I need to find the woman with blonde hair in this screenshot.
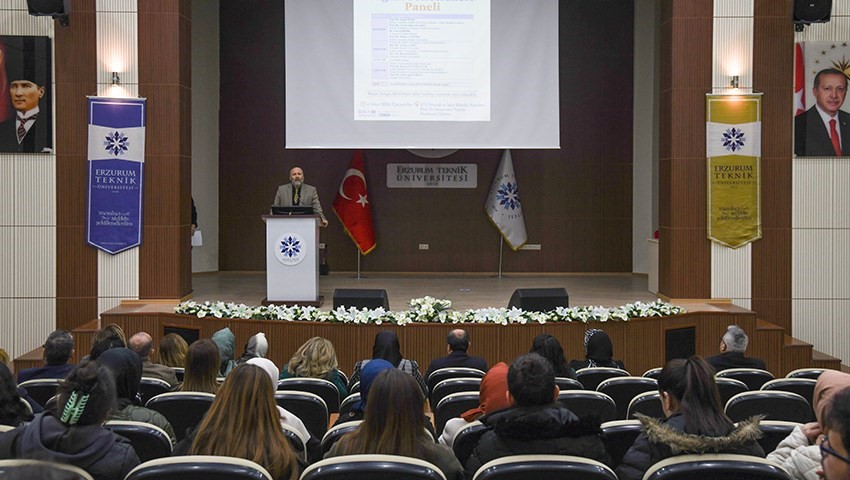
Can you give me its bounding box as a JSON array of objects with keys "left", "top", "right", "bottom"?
[
  {"left": 158, "top": 333, "right": 188, "bottom": 368},
  {"left": 185, "top": 363, "right": 301, "bottom": 480},
  {"left": 179, "top": 339, "right": 220, "bottom": 394},
  {"left": 281, "top": 337, "right": 348, "bottom": 397}
]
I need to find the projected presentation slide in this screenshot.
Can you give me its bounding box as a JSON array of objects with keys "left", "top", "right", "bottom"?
[{"left": 353, "top": 0, "right": 490, "bottom": 122}]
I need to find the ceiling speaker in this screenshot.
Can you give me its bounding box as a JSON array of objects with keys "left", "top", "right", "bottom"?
[
  {"left": 27, "top": 0, "right": 71, "bottom": 26},
  {"left": 793, "top": 0, "right": 831, "bottom": 28}
]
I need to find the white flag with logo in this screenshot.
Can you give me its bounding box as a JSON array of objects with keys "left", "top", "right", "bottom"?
[{"left": 485, "top": 149, "right": 527, "bottom": 250}]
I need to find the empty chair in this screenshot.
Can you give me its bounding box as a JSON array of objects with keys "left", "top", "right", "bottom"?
[
  {"left": 171, "top": 367, "right": 185, "bottom": 383},
  {"left": 575, "top": 367, "right": 631, "bottom": 390},
  {"left": 139, "top": 377, "right": 173, "bottom": 405},
  {"left": 430, "top": 377, "right": 481, "bottom": 409},
  {"left": 716, "top": 368, "right": 774, "bottom": 391},
  {"left": 278, "top": 377, "right": 341, "bottom": 413},
  {"left": 753, "top": 420, "right": 802, "bottom": 454},
  {"left": 125, "top": 456, "right": 273, "bottom": 480},
  {"left": 761, "top": 378, "right": 817, "bottom": 416},
  {"left": 601, "top": 420, "right": 643, "bottom": 469},
  {"left": 105, "top": 420, "right": 172, "bottom": 463},
  {"left": 642, "top": 454, "right": 792, "bottom": 480},
  {"left": 554, "top": 376, "right": 584, "bottom": 391},
  {"left": 451, "top": 421, "right": 487, "bottom": 464},
  {"left": 17, "top": 378, "right": 61, "bottom": 407},
  {"left": 556, "top": 390, "right": 617, "bottom": 423},
  {"left": 427, "top": 367, "right": 485, "bottom": 394},
  {"left": 725, "top": 391, "right": 813, "bottom": 423},
  {"left": 434, "top": 392, "right": 480, "bottom": 436},
  {"left": 321, "top": 420, "right": 363, "bottom": 455},
  {"left": 715, "top": 377, "right": 749, "bottom": 405},
  {"left": 472, "top": 455, "right": 617, "bottom": 480},
  {"left": 275, "top": 390, "right": 329, "bottom": 439},
  {"left": 339, "top": 393, "right": 360, "bottom": 417},
  {"left": 597, "top": 376, "right": 658, "bottom": 419},
  {"left": 785, "top": 368, "right": 824, "bottom": 380},
  {"left": 626, "top": 391, "right": 665, "bottom": 420},
  {"left": 301, "top": 454, "right": 446, "bottom": 480},
  {"left": 643, "top": 367, "right": 662, "bottom": 379},
  {"left": 0, "top": 459, "right": 94, "bottom": 480},
  {"left": 145, "top": 391, "right": 215, "bottom": 442}
]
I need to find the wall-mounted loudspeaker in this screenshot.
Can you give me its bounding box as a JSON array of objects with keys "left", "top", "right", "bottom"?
[
  {"left": 27, "top": 0, "right": 71, "bottom": 26},
  {"left": 333, "top": 289, "right": 389, "bottom": 310},
  {"left": 508, "top": 288, "right": 569, "bottom": 312},
  {"left": 793, "top": 0, "right": 831, "bottom": 30}
]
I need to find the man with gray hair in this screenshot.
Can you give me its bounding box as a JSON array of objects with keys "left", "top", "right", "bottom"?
[
  {"left": 706, "top": 325, "right": 766, "bottom": 372},
  {"left": 16, "top": 330, "right": 75, "bottom": 383},
  {"left": 129, "top": 331, "right": 179, "bottom": 387}
]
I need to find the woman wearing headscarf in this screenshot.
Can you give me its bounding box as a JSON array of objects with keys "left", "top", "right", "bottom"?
[
  {"left": 246, "top": 357, "right": 311, "bottom": 442},
  {"left": 348, "top": 331, "right": 428, "bottom": 395},
  {"left": 438, "top": 362, "right": 511, "bottom": 447},
  {"left": 97, "top": 348, "right": 176, "bottom": 444},
  {"left": 333, "top": 359, "right": 394, "bottom": 427},
  {"left": 211, "top": 327, "right": 237, "bottom": 377},
  {"left": 767, "top": 370, "right": 850, "bottom": 480},
  {"left": 569, "top": 329, "right": 625, "bottom": 370},
  {"left": 235, "top": 332, "right": 269, "bottom": 365}
]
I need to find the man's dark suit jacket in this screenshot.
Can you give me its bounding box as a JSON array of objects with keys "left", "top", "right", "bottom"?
[
  {"left": 794, "top": 107, "right": 850, "bottom": 157},
  {"left": 425, "top": 350, "right": 488, "bottom": 379},
  {"left": 706, "top": 351, "right": 766, "bottom": 373},
  {"left": 16, "top": 363, "right": 75, "bottom": 383}
]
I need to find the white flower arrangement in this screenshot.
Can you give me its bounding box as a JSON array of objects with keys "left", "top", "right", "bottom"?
[{"left": 173, "top": 298, "right": 685, "bottom": 325}]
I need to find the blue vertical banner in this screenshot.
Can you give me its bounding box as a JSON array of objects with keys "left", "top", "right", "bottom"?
[{"left": 86, "top": 97, "right": 146, "bottom": 254}]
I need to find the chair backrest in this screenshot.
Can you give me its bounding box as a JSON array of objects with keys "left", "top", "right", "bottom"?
[
  {"left": 281, "top": 422, "right": 309, "bottom": 462},
  {"left": 275, "top": 390, "right": 329, "bottom": 439},
  {"left": 601, "top": 420, "right": 643, "bottom": 469},
  {"left": 556, "top": 390, "right": 617, "bottom": 423},
  {"left": 0, "top": 425, "right": 15, "bottom": 433},
  {"left": 597, "top": 376, "right": 658, "bottom": 419},
  {"left": 125, "top": 455, "right": 273, "bottom": 480},
  {"left": 434, "top": 392, "right": 480, "bottom": 436},
  {"left": 339, "top": 393, "right": 361, "bottom": 416},
  {"left": 575, "top": 367, "right": 630, "bottom": 390},
  {"left": 19, "top": 397, "right": 33, "bottom": 415},
  {"left": 752, "top": 420, "right": 803, "bottom": 454},
  {"left": 642, "top": 454, "right": 792, "bottom": 480},
  {"left": 139, "top": 377, "right": 173, "bottom": 405},
  {"left": 427, "top": 367, "right": 486, "bottom": 394},
  {"left": 429, "top": 377, "right": 481, "bottom": 409},
  {"left": 349, "top": 381, "right": 360, "bottom": 394},
  {"left": 321, "top": 420, "right": 363, "bottom": 455},
  {"left": 785, "top": 368, "right": 824, "bottom": 380},
  {"left": 145, "top": 391, "right": 215, "bottom": 442},
  {"left": 643, "top": 367, "right": 663, "bottom": 379},
  {"left": 171, "top": 367, "right": 185, "bottom": 383},
  {"left": 451, "top": 421, "right": 487, "bottom": 463},
  {"left": 626, "top": 391, "right": 665, "bottom": 420},
  {"left": 105, "top": 420, "right": 173, "bottom": 463},
  {"left": 761, "top": 378, "right": 817, "bottom": 419},
  {"left": 715, "top": 377, "right": 749, "bottom": 406},
  {"left": 716, "top": 368, "right": 774, "bottom": 391},
  {"left": 0, "top": 459, "right": 94, "bottom": 480},
  {"left": 278, "top": 377, "right": 341, "bottom": 413},
  {"left": 725, "top": 391, "right": 813, "bottom": 423},
  {"left": 17, "top": 378, "right": 62, "bottom": 407},
  {"left": 554, "top": 376, "right": 584, "bottom": 391},
  {"left": 472, "top": 454, "right": 617, "bottom": 480},
  {"left": 301, "top": 454, "right": 447, "bottom": 480}
]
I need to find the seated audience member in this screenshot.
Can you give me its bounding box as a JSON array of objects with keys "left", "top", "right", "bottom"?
[
  {"left": 349, "top": 331, "right": 427, "bottom": 396},
  {"left": 569, "top": 329, "right": 625, "bottom": 371},
  {"left": 87, "top": 324, "right": 127, "bottom": 361},
  {"left": 0, "top": 360, "right": 141, "bottom": 480},
  {"left": 706, "top": 325, "right": 766, "bottom": 372},
  {"left": 0, "top": 363, "right": 32, "bottom": 427},
  {"left": 174, "top": 363, "right": 301, "bottom": 480},
  {"left": 281, "top": 336, "right": 348, "bottom": 398},
  {"left": 822, "top": 386, "right": 850, "bottom": 480},
  {"left": 0, "top": 349, "right": 8, "bottom": 366},
  {"left": 465, "top": 353, "right": 609, "bottom": 476},
  {"left": 767, "top": 370, "right": 850, "bottom": 480},
  {"left": 425, "top": 329, "right": 488, "bottom": 379},
  {"left": 326, "top": 368, "right": 464, "bottom": 480},
  {"left": 158, "top": 333, "right": 188, "bottom": 369},
  {"left": 616, "top": 356, "right": 764, "bottom": 480},
  {"left": 211, "top": 327, "right": 237, "bottom": 377},
  {"left": 98, "top": 348, "right": 177, "bottom": 444},
  {"left": 16, "top": 330, "right": 75, "bottom": 383},
  {"left": 439, "top": 362, "right": 510, "bottom": 447},
  {"left": 179, "top": 339, "right": 220, "bottom": 394},
  {"left": 128, "top": 332, "right": 179, "bottom": 388},
  {"left": 530, "top": 333, "right": 577, "bottom": 379},
  {"left": 247, "top": 357, "right": 311, "bottom": 442},
  {"left": 333, "top": 359, "right": 394, "bottom": 427},
  {"left": 236, "top": 332, "right": 269, "bottom": 365}
]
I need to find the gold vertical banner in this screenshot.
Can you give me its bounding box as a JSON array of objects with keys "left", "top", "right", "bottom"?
[{"left": 706, "top": 94, "right": 762, "bottom": 248}]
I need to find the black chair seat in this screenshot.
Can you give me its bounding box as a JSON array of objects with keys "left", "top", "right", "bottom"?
[
  {"left": 430, "top": 377, "right": 481, "bottom": 409},
  {"left": 321, "top": 421, "right": 363, "bottom": 455},
  {"left": 597, "top": 376, "right": 658, "bottom": 420},
  {"left": 472, "top": 455, "right": 617, "bottom": 480},
  {"left": 17, "top": 379, "right": 61, "bottom": 408},
  {"left": 642, "top": 454, "right": 792, "bottom": 480},
  {"left": 627, "top": 391, "right": 664, "bottom": 420},
  {"left": 427, "top": 368, "right": 486, "bottom": 395},
  {"left": 145, "top": 392, "right": 215, "bottom": 443},
  {"left": 600, "top": 420, "right": 643, "bottom": 470},
  {"left": 105, "top": 420, "right": 173, "bottom": 463},
  {"left": 557, "top": 391, "right": 617, "bottom": 423},
  {"left": 434, "top": 392, "right": 480, "bottom": 436},
  {"left": 301, "top": 454, "right": 445, "bottom": 480},
  {"left": 275, "top": 391, "right": 329, "bottom": 440},
  {"left": 725, "top": 391, "right": 813, "bottom": 423},
  {"left": 125, "top": 456, "right": 273, "bottom": 480},
  {"left": 575, "top": 367, "right": 630, "bottom": 391},
  {"left": 452, "top": 421, "right": 487, "bottom": 464},
  {"left": 139, "top": 377, "right": 172, "bottom": 405},
  {"left": 716, "top": 368, "right": 774, "bottom": 391},
  {"left": 278, "top": 377, "right": 341, "bottom": 413}
]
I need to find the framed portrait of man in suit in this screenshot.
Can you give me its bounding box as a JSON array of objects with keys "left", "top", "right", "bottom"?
[
  {"left": 0, "top": 35, "right": 53, "bottom": 154},
  {"left": 793, "top": 41, "right": 850, "bottom": 157}
]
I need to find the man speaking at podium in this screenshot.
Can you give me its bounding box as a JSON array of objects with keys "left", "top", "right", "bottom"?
[{"left": 273, "top": 166, "right": 328, "bottom": 227}]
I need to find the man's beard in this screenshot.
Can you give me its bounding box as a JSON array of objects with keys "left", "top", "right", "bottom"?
[{"left": 292, "top": 180, "right": 302, "bottom": 187}]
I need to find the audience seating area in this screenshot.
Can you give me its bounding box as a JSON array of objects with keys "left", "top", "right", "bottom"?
[
  {"left": 641, "top": 454, "right": 792, "bottom": 480},
  {"left": 301, "top": 454, "right": 446, "bottom": 480},
  {"left": 472, "top": 455, "right": 617, "bottom": 480},
  {"left": 125, "top": 456, "right": 274, "bottom": 480}
]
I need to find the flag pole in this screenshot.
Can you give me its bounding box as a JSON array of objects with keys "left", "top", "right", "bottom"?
[
  {"left": 356, "top": 250, "right": 361, "bottom": 279},
  {"left": 498, "top": 236, "right": 503, "bottom": 278}
]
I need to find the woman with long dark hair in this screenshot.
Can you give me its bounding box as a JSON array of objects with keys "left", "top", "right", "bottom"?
[
  {"left": 530, "top": 334, "right": 577, "bottom": 379},
  {"left": 616, "top": 356, "right": 764, "bottom": 480},
  {"left": 179, "top": 339, "right": 220, "bottom": 394},
  {"left": 0, "top": 363, "right": 31, "bottom": 427},
  {"left": 327, "top": 368, "right": 463, "bottom": 480},
  {"left": 159, "top": 333, "right": 188, "bottom": 369},
  {"left": 348, "top": 331, "right": 427, "bottom": 395}
]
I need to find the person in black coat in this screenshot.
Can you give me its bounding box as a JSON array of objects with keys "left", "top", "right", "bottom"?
[
  {"left": 569, "top": 329, "right": 625, "bottom": 371},
  {"left": 794, "top": 68, "right": 850, "bottom": 157},
  {"left": 705, "top": 325, "right": 766, "bottom": 372},
  {"left": 616, "top": 357, "right": 764, "bottom": 480},
  {"left": 425, "top": 329, "right": 488, "bottom": 379}
]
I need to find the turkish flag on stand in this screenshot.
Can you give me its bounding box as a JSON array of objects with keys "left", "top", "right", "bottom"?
[
  {"left": 333, "top": 150, "right": 376, "bottom": 255},
  {"left": 794, "top": 43, "right": 806, "bottom": 116}
]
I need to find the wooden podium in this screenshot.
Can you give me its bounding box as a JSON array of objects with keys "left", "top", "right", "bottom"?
[{"left": 262, "top": 214, "right": 322, "bottom": 305}]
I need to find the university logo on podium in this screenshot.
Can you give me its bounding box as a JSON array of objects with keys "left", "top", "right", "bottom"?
[{"left": 273, "top": 232, "right": 306, "bottom": 266}]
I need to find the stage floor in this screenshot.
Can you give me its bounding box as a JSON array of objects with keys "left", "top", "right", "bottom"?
[{"left": 190, "top": 272, "right": 660, "bottom": 311}]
